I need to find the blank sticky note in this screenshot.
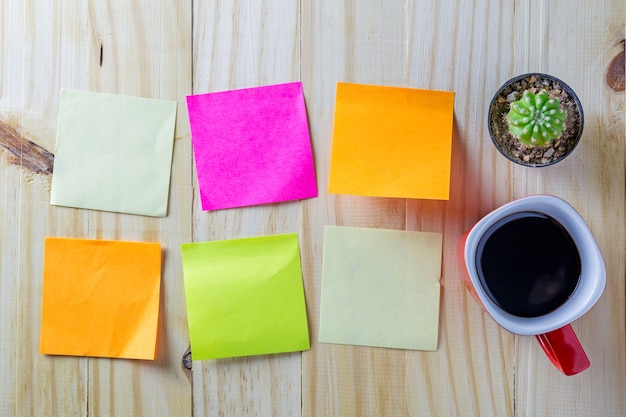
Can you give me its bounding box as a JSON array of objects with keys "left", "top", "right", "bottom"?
[
  {"left": 50, "top": 89, "right": 177, "bottom": 217},
  {"left": 319, "top": 226, "right": 442, "bottom": 351},
  {"left": 40, "top": 237, "right": 161, "bottom": 360},
  {"left": 329, "top": 83, "right": 455, "bottom": 200},
  {"left": 186, "top": 81, "right": 318, "bottom": 211},
  {"left": 181, "top": 234, "right": 310, "bottom": 360}
]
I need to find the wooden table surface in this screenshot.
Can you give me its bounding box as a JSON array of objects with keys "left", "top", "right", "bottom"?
[{"left": 1, "top": 1, "right": 624, "bottom": 416}]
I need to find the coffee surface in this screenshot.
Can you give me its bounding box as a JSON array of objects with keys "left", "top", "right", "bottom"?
[{"left": 476, "top": 211, "right": 581, "bottom": 318}]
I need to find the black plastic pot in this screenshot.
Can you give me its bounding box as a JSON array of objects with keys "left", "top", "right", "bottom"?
[{"left": 487, "top": 73, "right": 584, "bottom": 167}]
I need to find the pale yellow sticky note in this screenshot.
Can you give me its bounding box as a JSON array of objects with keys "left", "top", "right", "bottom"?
[
  {"left": 319, "top": 226, "right": 442, "bottom": 351},
  {"left": 329, "top": 82, "right": 455, "bottom": 200},
  {"left": 50, "top": 89, "right": 177, "bottom": 217}
]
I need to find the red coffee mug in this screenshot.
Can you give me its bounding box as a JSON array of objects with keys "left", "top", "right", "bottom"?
[{"left": 457, "top": 195, "right": 605, "bottom": 375}]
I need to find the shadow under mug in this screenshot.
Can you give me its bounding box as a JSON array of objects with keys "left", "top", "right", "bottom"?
[{"left": 457, "top": 195, "right": 606, "bottom": 375}]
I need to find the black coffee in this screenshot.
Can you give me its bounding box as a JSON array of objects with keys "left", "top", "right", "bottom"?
[{"left": 476, "top": 211, "right": 581, "bottom": 318}]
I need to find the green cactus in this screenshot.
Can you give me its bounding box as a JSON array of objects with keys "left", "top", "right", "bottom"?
[{"left": 506, "top": 90, "right": 567, "bottom": 146}]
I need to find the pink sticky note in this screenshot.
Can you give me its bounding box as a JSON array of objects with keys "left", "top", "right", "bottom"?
[{"left": 186, "top": 81, "right": 318, "bottom": 211}]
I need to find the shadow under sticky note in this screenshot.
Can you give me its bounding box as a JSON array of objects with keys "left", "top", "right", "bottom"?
[
  {"left": 181, "top": 233, "right": 310, "bottom": 360},
  {"left": 319, "top": 226, "right": 442, "bottom": 351},
  {"left": 50, "top": 89, "right": 177, "bottom": 217},
  {"left": 186, "top": 81, "right": 318, "bottom": 211},
  {"left": 40, "top": 237, "right": 162, "bottom": 360},
  {"left": 329, "top": 83, "right": 455, "bottom": 200}
]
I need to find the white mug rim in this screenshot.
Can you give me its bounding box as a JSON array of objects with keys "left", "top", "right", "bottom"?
[{"left": 464, "top": 194, "right": 606, "bottom": 335}]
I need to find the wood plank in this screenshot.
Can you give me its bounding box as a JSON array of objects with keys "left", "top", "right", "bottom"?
[
  {"left": 301, "top": 1, "right": 412, "bottom": 416},
  {"left": 0, "top": 5, "right": 27, "bottom": 415},
  {"left": 405, "top": 2, "right": 517, "bottom": 416},
  {"left": 81, "top": 1, "right": 193, "bottom": 416},
  {"left": 190, "top": 1, "right": 304, "bottom": 416},
  {"left": 7, "top": 2, "right": 89, "bottom": 416},
  {"left": 512, "top": 1, "right": 626, "bottom": 416}
]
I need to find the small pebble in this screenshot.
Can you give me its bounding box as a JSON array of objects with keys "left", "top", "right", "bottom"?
[
  {"left": 543, "top": 148, "right": 555, "bottom": 157},
  {"left": 506, "top": 91, "right": 520, "bottom": 102}
]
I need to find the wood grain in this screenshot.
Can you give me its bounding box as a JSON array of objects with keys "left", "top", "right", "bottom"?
[
  {"left": 0, "top": 0, "right": 624, "bottom": 416},
  {"left": 300, "top": 2, "right": 412, "bottom": 417},
  {"left": 512, "top": 2, "right": 626, "bottom": 416},
  {"left": 2, "top": 1, "right": 192, "bottom": 416},
  {"left": 190, "top": 2, "right": 303, "bottom": 416},
  {"left": 408, "top": 4, "right": 517, "bottom": 416}
]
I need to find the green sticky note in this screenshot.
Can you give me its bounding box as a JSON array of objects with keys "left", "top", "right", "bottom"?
[
  {"left": 181, "top": 234, "right": 310, "bottom": 360},
  {"left": 50, "top": 89, "right": 177, "bottom": 217},
  {"left": 319, "top": 226, "right": 442, "bottom": 351}
]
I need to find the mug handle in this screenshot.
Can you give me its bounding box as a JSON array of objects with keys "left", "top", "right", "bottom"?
[{"left": 535, "top": 324, "right": 590, "bottom": 376}]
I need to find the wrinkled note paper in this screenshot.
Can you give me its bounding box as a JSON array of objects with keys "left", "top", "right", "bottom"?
[
  {"left": 40, "top": 237, "right": 161, "bottom": 360},
  {"left": 181, "top": 233, "right": 310, "bottom": 359},
  {"left": 186, "top": 81, "right": 317, "bottom": 211},
  {"left": 50, "top": 89, "right": 177, "bottom": 217}
]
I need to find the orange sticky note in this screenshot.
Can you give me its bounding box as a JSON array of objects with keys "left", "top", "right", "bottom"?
[
  {"left": 329, "top": 83, "right": 455, "bottom": 200},
  {"left": 40, "top": 237, "right": 161, "bottom": 360}
]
